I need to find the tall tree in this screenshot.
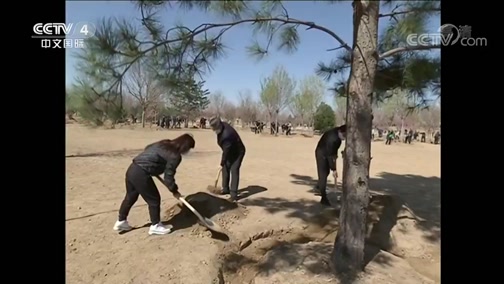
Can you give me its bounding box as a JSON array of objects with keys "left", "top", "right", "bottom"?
[
  {"left": 289, "top": 93, "right": 308, "bottom": 125},
  {"left": 209, "top": 91, "right": 227, "bottom": 117},
  {"left": 166, "top": 78, "right": 210, "bottom": 127},
  {"left": 381, "top": 89, "right": 412, "bottom": 131},
  {"left": 124, "top": 61, "right": 163, "bottom": 128},
  {"left": 418, "top": 105, "right": 441, "bottom": 131},
  {"left": 259, "top": 77, "right": 277, "bottom": 125},
  {"left": 292, "top": 75, "right": 325, "bottom": 126},
  {"left": 221, "top": 101, "right": 237, "bottom": 122},
  {"left": 82, "top": 0, "right": 440, "bottom": 274},
  {"left": 237, "top": 90, "right": 259, "bottom": 126},
  {"left": 259, "top": 65, "right": 296, "bottom": 135},
  {"left": 314, "top": 102, "right": 336, "bottom": 132}
]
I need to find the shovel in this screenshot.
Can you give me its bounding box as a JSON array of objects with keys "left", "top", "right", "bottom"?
[
  {"left": 155, "top": 176, "right": 225, "bottom": 234},
  {"left": 206, "top": 167, "right": 223, "bottom": 194}
]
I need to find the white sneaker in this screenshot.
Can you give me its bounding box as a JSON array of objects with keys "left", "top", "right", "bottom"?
[
  {"left": 148, "top": 223, "right": 173, "bottom": 235},
  {"left": 113, "top": 220, "right": 133, "bottom": 232}
]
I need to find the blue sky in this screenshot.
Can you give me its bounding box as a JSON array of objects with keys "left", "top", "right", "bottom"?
[{"left": 65, "top": 1, "right": 440, "bottom": 106}]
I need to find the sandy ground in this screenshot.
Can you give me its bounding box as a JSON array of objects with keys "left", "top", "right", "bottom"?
[{"left": 66, "top": 123, "right": 440, "bottom": 284}]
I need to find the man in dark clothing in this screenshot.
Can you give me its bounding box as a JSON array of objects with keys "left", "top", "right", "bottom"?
[
  {"left": 270, "top": 122, "right": 276, "bottom": 135},
  {"left": 161, "top": 116, "right": 166, "bottom": 129},
  {"left": 209, "top": 117, "right": 246, "bottom": 202},
  {"left": 420, "top": 132, "right": 426, "bottom": 142},
  {"left": 434, "top": 131, "right": 440, "bottom": 144},
  {"left": 406, "top": 130, "right": 413, "bottom": 144},
  {"left": 314, "top": 125, "right": 346, "bottom": 206},
  {"left": 114, "top": 134, "right": 195, "bottom": 235}
]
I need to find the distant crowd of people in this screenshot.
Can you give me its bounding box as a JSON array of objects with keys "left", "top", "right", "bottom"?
[
  {"left": 250, "top": 121, "right": 293, "bottom": 136},
  {"left": 372, "top": 128, "right": 440, "bottom": 145},
  {"left": 156, "top": 115, "right": 184, "bottom": 129},
  {"left": 150, "top": 114, "right": 442, "bottom": 146}
]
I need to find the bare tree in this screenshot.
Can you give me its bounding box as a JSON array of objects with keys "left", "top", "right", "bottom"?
[
  {"left": 371, "top": 107, "right": 387, "bottom": 128},
  {"left": 237, "top": 89, "right": 259, "bottom": 126},
  {"left": 209, "top": 91, "right": 227, "bottom": 116},
  {"left": 260, "top": 65, "right": 296, "bottom": 135},
  {"left": 124, "top": 61, "right": 162, "bottom": 128},
  {"left": 381, "top": 89, "right": 412, "bottom": 131},
  {"left": 221, "top": 101, "right": 237, "bottom": 122},
  {"left": 419, "top": 106, "right": 441, "bottom": 132},
  {"left": 290, "top": 94, "right": 306, "bottom": 125},
  {"left": 290, "top": 75, "right": 325, "bottom": 127},
  {"left": 301, "top": 75, "right": 325, "bottom": 126}
]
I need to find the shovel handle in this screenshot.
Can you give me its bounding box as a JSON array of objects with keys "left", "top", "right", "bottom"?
[
  {"left": 177, "top": 196, "right": 207, "bottom": 222},
  {"left": 154, "top": 175, "right": 179, "bottom": 197},
  {"left": 214, "top": 167, "right": 222, "bottom": 188},
  {"left": 154, "top": 175, "right": 210, "bottom": 227}
]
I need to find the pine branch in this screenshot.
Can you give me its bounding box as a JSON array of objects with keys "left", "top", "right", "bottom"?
[
  {"left": 93, "top": 16, "right": 352, "bottom": 97},
  {"left": 379, "top": 7, "right": 441, "bottom": 18},
  {"left": 379, "top": 44, "right": 441, "bottom": 60}
]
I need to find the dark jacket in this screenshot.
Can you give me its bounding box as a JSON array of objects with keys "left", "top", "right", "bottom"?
[
  {"left": 315, "top": 127, "right": 343, "bottom": 171},
  {"left": 217, "top": 122, "right": 246, "bottom": 166},
  {"left": 132, "top": 142, "right": 181, "bottom": 192}
]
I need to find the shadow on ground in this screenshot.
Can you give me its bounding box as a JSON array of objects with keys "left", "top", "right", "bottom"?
[
  {"left": 238, "top": 185, "right": 268, "bottom": 200},
  {"left": 289, "top": 172, "right": 440, "bottom": 242},
  {"left": 229, "top": 172, "right": 440, "bottom": 282}
]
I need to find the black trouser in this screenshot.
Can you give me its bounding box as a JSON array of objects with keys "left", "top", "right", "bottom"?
[
  {"left": 118, "top": 163, "right": 161, "bottom": 225},
  {"left": 385, "top": 138, "right": 392, "bottom": 145},
  {"left": 222, "top": 151, "right": 246, "bottom": 197},
  {"left": 315, "top": 150, "right": 333, "bottom": 198}
]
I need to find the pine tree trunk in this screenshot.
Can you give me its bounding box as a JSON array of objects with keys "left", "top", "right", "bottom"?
[{"left": 332, "top": 0, "right": 379, "bottom": 274}]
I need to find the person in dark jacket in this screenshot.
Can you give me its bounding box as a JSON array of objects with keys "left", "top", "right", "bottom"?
[
  {"left": 314, "top": 125, "right": 346, "bottom": 206},
  {"left": 113, "top": 133, "right": 195, "bottom": 235},
  {"left": 209, "top": 117, "right": 246, "bottom": 202}
]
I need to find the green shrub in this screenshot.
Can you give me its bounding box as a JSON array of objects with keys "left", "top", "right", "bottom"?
[{"left": 314, "top": 102, "right": 336, "bottom": 132}]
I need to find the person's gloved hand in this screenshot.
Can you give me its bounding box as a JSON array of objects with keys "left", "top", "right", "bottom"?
[
  {"left": 172, "top": 191, "right": 181, "bottom": 199},
  {"left": 168, "top": 183, "right": 179, "bottom": 194}
]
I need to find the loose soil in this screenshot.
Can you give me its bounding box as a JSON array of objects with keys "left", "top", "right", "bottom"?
[{"left": 66, "top": 124, "right": 440, "bottom": 284}]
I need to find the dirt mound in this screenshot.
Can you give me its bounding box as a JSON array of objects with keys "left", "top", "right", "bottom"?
[
  {"left": 215, "top": 194, "right": 440, "bottom": 283},
  {"left": 163, "top": 192, "right": 247, "bottom": 237}
]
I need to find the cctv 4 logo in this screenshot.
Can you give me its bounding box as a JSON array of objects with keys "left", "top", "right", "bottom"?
[{"left": 33, "top": 23, "right": 92, "bottom": 37}]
